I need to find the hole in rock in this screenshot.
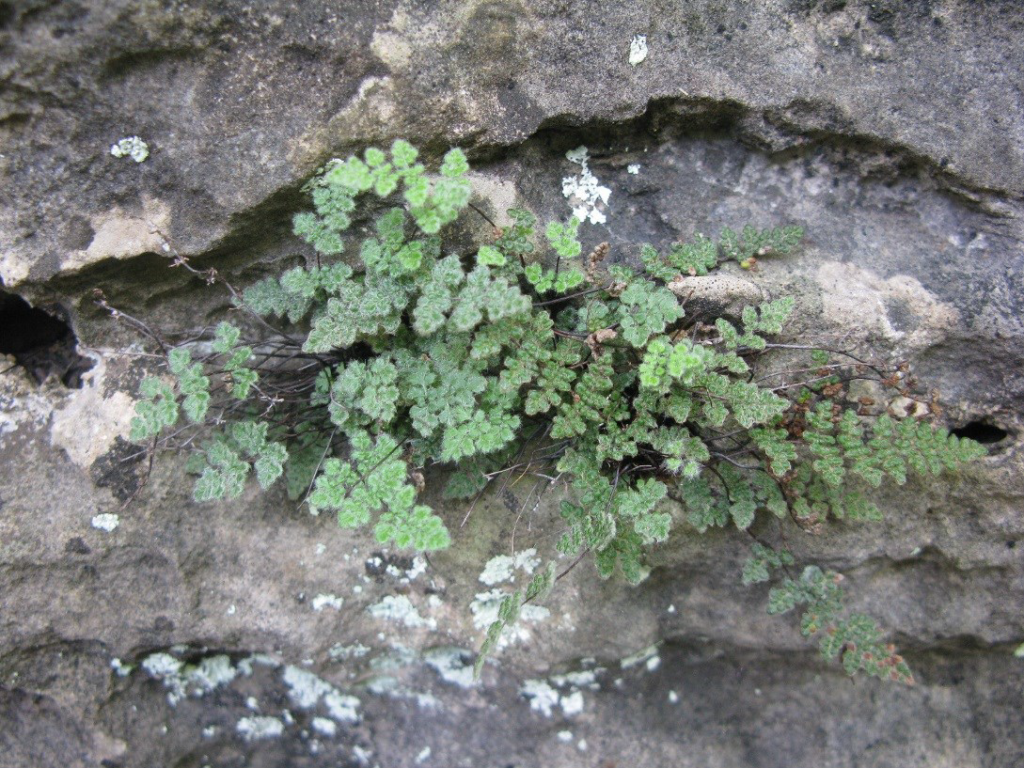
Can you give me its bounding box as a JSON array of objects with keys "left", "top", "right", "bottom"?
[
  {"left": 0, "top": 292, "right": 94, "bottom": 388},
  {"left": 950, "top": 420, "right": 1009, "bottom": 445}
]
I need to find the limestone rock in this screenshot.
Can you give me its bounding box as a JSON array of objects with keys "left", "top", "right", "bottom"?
[{"left": 1, "top": 2, "right": 1022, "bottom": 767}]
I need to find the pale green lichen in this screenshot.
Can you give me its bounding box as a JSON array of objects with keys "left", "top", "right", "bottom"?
[{"left": 110, "top": 136, "right": 150, "bottom": 163}]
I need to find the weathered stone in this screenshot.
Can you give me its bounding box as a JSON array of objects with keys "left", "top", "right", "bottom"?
[{"left": 1, "top": 2, "right": 1023, "bottom": 767}]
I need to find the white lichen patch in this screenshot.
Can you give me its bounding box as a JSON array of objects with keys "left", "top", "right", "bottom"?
[
  {"left": 627, "top": 163, "right": 641, "bottom": 175},
  {"left": 525, "top": 667, "right": 602, "bottom": 719},
  {"left": 557, "top": 730, "right": 574, "bottom": 743},
  {"left": 668, "top": 690, "right": 680, "bottom": 704},
  {"left": 110, "top": 658, "right": 133, "bottom": 677},
  {"left": 236, "top": 716, "right": 284, "bottom": 741},
  {"left": 282, "top": 665, "right": 363, "bottom": 725},
  {"left": 549, "top": 669, "right": 602, "bottom": 691},
  {"left": 110, "top": 136, "right": 150, "bottom": 163},
  {"left": 367, "top": 595, "right": 436, "bottom": 629},
  {"left": 521, "top": 675, "right": 589, "bottom": 719},
  {"left": 628, "top": 34, "right": 648, "bottom": 66},
  {"left": 91, "top": 513, "right": 120, "bottom": 532},
  {"left": 562, "top": 147, "right": 612, "bottom": 225},
  {"left": 141, "top": 653, "right": 185, "bottom": 703},
  {"left": 423, "top": 647, "right": 477, "bottom": 689},
  {"left": 311, "top": 717, "right": 337, "bottom": 737},
  {"left": 560, "top": 690, "right": 584, "bottom": 717},
  {"left": 470, "top": 589, "right": 550, "bottom": 648},
  {"left": 521, "top": 679, "right": 560, "bottom": 717},
  {"left": 140, "top": 652, "right": 238, "bottom": 706},
  {"left": 282, "top": 666, "right": 334, "bottom": 708},
  {"left": 329, "top": 643, "right": 370, "bottom": 661},
  {"left": 406, "top": 555, "right": 428, "bottom": 581},
  {"left": 311, "top": 593, "right": 344, "bottom": 612},
  {"left": 477, "top": 548, "right": 540, "bottom": 586},
  {"left": 415, "top": 746, "right": 432, "bottom": 764},
  {"left": 237, "top": 654, "right": 280, "bottom": 676},
  {"left": 190, "top": 655, "right": 238, "bottom": 691},
  {"left": 369, "top": 644, "right": 418, "bottom": 673},
  {"left": 141, "top": 653, "right": 182, "bottom": 678},
  {"left": 324, "top": 690, "right": 362, "bottom": 723},
  {"left": 365, "top": 674, "right": 439, "bottom": 709}
]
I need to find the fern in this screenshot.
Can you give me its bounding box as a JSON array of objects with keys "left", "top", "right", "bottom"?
[
  {"left": 768, "top": 565, "right": 914, "bottom": 684},
  {"left": 123, "top": 140, "right": 987, "bottom": 685},
  {"left": 129, "top": 377, "right": 178, "bottom": 441},
  {"left": 475, "top": 562, "right": 556, "bottom": 677}
]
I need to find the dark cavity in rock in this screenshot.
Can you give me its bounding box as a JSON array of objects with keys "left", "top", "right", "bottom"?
[
  {"left": 0, "top": 292, "right": 93, "bottom": 388},
  {"left": 951, "top": 420, "right": 1010, "bottom": 445}
]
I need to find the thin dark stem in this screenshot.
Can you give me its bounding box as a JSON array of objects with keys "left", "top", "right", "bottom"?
[
  {"left": 299, "top": 428, "right": 339, "bottom": 510},
  {"left": 156, "top": 229, "right": 303, "bottom": 346},
  {"left": 532, "top": 286, "right": 606, "bottom": 308},
  {"left": 93, "top": 291, "right": 169, "bottom": 355},
  {"left": 552, "top": 329, "right": 589, "bottom": 341},
  {"left": 468, "top": 202, "right": 498, "bottom": 230},
  {"left": 711, "top": 450, "right": 764, "bottom": 471},
  {"left": 760, "top": 343, "right": 889, "bottom": 379}
]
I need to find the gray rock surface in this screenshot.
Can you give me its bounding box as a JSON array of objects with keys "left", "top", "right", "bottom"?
[{"left": 1, "top": 1, "right": 1022, "bottom": 767}]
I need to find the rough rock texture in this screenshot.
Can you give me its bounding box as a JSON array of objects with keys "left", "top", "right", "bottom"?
[{"left": 1, "top": 2, "right": 1023, "bottom": 767}]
